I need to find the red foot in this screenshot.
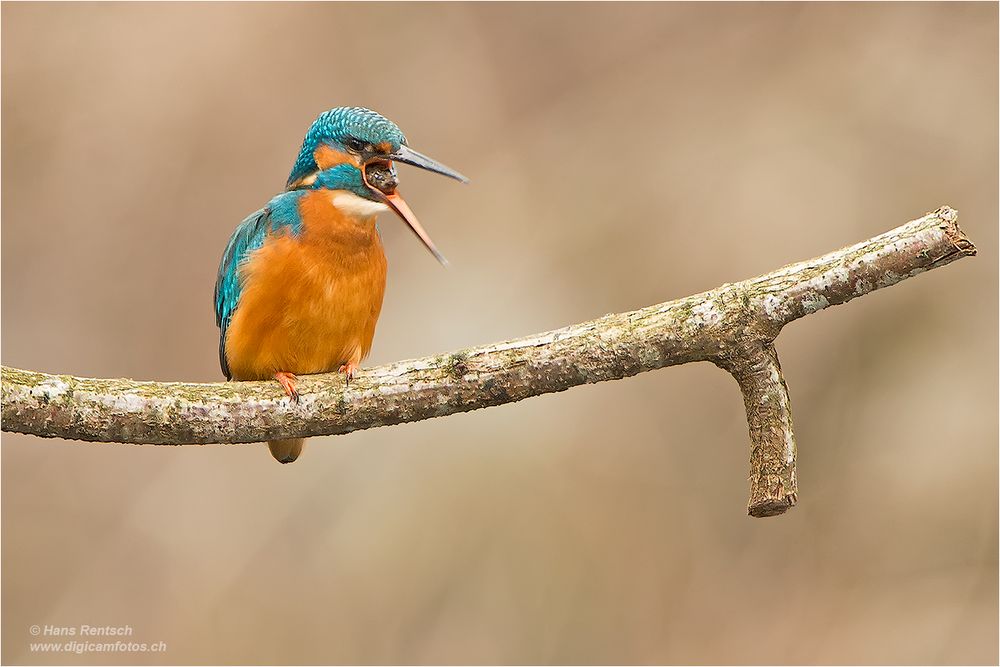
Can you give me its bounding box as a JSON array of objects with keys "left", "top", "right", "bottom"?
[
  {"left": 274, "top": 372, "right": 299, "bottom": 403},
  {"left": 338, "top": 362, "right": 359, "bottom": 386}
]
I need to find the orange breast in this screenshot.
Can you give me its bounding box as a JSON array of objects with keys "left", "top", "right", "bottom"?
[{"left": 224, "top": 190, "right": 388, "bottom": 381}]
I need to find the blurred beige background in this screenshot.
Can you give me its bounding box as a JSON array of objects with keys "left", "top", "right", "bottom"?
[{"left": 2, "top": 2, "right": 997, "bottom": 665}]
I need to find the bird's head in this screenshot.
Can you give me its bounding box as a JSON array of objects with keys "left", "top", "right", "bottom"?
[{"left": 287, "top": 106, "right": 466, "bottom": 265}]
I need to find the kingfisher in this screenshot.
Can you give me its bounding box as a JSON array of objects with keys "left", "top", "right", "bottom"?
[{"left": 214, "top": 107, "right": 467, "bottom": 464}]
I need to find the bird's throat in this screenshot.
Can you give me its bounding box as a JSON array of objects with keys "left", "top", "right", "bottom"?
[
  {"left": 296, "top": 189, "right": 384, "bottom": 246},
  {"left": 330, "top": 191, "right": 390, "bottom": 219}
]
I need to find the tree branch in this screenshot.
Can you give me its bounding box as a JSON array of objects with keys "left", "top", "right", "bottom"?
[
  {"left": 1, "top": 206, "right": 976, "bottom": 516},
  {"left": 720, "top": 343, "right": 798, "bottom": 517}
]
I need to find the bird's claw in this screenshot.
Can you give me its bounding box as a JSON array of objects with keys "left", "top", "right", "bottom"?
[
  {"left": 338, "top": 362, "right": 358, "bottom": 387},
  {"left": 274, "top": 372, "right": 299, "bottom": 404}
]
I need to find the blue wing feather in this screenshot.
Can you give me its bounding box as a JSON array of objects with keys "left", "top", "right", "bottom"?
[
  {"left": 214, "top": 192, "right": 306, "bottom": 379},
  {"left": 214, "top": 208, "right": 272, "bottom": 379},
  {"left": 215, "top": 191, "right": 305, "bottom": 380}
]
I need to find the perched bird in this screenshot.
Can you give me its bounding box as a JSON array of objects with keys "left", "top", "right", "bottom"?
[{"left": 214, "top": 107, "right": 466, "bottom": 463}]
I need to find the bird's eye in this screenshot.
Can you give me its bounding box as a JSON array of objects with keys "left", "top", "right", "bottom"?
[{"left": 344, "top": 138, "right": 366, "bottom": 153}]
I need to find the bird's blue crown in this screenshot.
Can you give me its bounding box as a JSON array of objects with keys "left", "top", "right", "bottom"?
[{"left": 287, "top": 107, "right": 406, "bottom": 188}]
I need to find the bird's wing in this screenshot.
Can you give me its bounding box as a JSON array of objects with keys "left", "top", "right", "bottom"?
[{"left": 214, "top": 207, "right": 273, "bottom": 379}]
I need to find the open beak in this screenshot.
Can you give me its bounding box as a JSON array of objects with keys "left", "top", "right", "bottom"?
[
  {"left": 364, "top": 146, "right": 467, "bottom": 266},
  {"left": 388, "top": 145, "right": 469, "bottom": 184},
  {"left": 381, "top": 190, "right": 449, "bottom": 266}
]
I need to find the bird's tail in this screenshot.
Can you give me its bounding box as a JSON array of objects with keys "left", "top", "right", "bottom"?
[{"left": 268, "top": 438, "right": 304, "bottom": 464}]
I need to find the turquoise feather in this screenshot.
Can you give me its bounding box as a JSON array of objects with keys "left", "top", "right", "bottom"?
[{"left": 286, "top": 107, "right": 406, "bottom": 188}]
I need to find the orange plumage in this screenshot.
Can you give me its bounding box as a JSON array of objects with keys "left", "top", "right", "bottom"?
[
  {"left": 225, "top": 191, "right": 387, "bottom": 382},
  {"left": 223, "top": 191, "right": 387, "bottom": 463}
]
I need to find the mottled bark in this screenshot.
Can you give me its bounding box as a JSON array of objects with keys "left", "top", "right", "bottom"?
[
  {"left": 719, "top": 344, "right": 798, "bottom": 517},
  {"left": 1, "top": 207, "right": 976, "bottom": 516}
]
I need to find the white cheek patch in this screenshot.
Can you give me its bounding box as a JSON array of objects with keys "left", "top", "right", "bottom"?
[{"left": 331, "top": 191, "right": 389, "bottom": 218}]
